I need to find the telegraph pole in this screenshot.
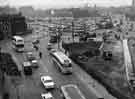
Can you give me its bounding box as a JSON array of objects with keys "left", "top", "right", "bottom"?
[
  {"left": 72, "top": 21, "right": 74, "bottom": 42},
  {"left": 57, "top": 24, "right": 62, "bottom": 49},
  {"left": 94, "top": 4, "right": 97, "bottom": 33}
]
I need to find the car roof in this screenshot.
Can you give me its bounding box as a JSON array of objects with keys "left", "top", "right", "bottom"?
[
  {"left": 41, "top": 92, "right": 53, "bottom": 99},
  {"left": 41, "top": 76, "right": 52, "bottom": 81},
  {"left": 32, "top": 60, "right": 37, "bottom": 62},
  {"left": 23, "top": 61, "right": 31, "bottom": 66},
  {"left": 27, "top": 52, "right": 33, "bottom": 54},
  {"left": 48, "top": 43, "right": 52, "bottom": 45},
  {"left": 13, "top": 36, "right": 24, "bottom": 40}
]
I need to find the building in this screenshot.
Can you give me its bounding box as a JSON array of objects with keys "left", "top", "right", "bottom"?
[{"left": 0, "top": 13, "right": 29, "bottom": 40}]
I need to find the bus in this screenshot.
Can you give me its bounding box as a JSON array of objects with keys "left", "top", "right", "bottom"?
[
  {"left": 60, "top": 84, "right": 86, "bottom": 99},
  {"left": 12, "top": 36, "right": 24, "bottom": 52},
  {"left": 51, "top": 51, "right": 72, "bottom": 74}
]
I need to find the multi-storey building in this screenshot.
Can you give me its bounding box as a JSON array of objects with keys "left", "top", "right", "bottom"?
[{"left": 0, "top": 14, "right": 28, "bottom": 40}]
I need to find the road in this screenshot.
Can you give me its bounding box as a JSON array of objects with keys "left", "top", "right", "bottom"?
[{"left": 0, "top": 30, "right": 116, "bottom": 99}]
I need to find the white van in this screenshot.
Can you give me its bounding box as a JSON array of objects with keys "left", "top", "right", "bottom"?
[{"left": 12, "top": 36, "right": 24, "bottom": 52}]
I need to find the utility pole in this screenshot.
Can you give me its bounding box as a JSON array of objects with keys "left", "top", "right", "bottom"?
[
  {"left": 94, "top": 4, "right": 97, "bottom": 33},
  {"left": 57, "top": 24, "right": 62, "bottom": 49},
  {"left": 58, "top": 27, "right": 60, "bottom": 49},
  {"left": 72, "top": 21, "right": 74, "bottom": 42},
  {"left": 84, "top": 23, "right": 86, "bottom": 35}
]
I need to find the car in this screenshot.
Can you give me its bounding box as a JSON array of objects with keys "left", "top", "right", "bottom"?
[
  {"left": 26, "top": 52, "right": 36, "bottom": 61},
  {"left": 47, "top": 43, "right": 53, "bottom": 50},
  {"left": 31, "top": 60, "right": 38, "bottom": 68},
  {"left": 41, "top": 76, "right": 55, "bottom": 89},
  {"left": 41, "top": 92, "right": 54, "bottom": 99},
  {"left": 23, "top": 61, "right": 32, "bottom": 67}
]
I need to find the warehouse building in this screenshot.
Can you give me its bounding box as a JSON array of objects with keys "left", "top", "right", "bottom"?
[{"left": 0, "top": 13, "right": 29, "bottom": 40}]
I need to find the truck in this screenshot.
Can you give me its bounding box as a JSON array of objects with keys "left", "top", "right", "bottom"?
[{"left": 23, "top": 62, "right": 32, "bottom": 75}]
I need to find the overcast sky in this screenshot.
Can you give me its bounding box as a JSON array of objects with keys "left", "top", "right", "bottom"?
[{"left": 0, "top": 0, "right": 133, "bottom": 9}]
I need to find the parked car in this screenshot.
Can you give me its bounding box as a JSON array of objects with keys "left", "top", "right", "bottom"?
[
  {"left": 31, "top": 60, "right": 38, "bottom": 68},
  {"left": 47, "top": 43, "right": 53, "bottom": 50},
  {"left": 41, "top": 75, "right": 55, "bottom": 89},
  {"left": 26, "top": 52, "right": 36, "bottom": 61},
  {"left": 41, "top": 92, "right": 54, "bottom": 99}
]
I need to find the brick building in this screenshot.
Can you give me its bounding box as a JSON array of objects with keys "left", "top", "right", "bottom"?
[{"left": 0, "top": 14, "right": 28, "bottom": 40}]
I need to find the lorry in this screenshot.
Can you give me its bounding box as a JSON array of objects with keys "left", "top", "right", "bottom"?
[{"left": 23, "top": 62, "right": 32, "bottom": 75}]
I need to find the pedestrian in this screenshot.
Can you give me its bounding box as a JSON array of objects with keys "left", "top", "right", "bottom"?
[
  {"left": 34, "top": 45, "right": 38, "bottom": 51},
  {"left": 39, "top": 51, "right": 42, "bottom": 59},
  {"left": 126, "top": 32, "right": 128, "bottom": 35}
]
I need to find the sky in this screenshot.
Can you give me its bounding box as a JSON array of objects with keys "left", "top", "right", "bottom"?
[{"left": 0, "top": 0, "right": 133, "bottom": 9}]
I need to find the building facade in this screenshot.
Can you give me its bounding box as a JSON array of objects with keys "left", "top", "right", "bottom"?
[{"left": 0, "top": 14, "right": 28, "bottom": 40}]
